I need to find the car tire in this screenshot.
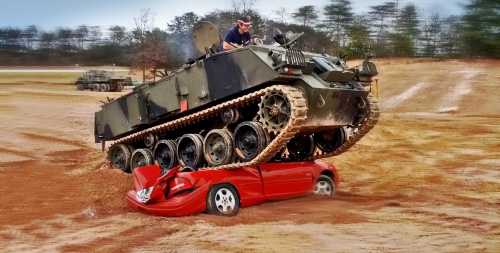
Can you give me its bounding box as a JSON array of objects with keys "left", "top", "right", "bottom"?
[
  {"left": 207, "top": 184, "right": 240, "bottom": 216},
  {"left": 313, "top": 175, "right": 336, "bottom": 198}
]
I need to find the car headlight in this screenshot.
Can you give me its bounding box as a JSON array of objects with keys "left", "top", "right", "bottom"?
[{"left": 136, "top": 186, "right": 154, "bottom": 203}]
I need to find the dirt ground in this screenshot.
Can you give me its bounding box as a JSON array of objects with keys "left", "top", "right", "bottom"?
[{"left": 0, "top": 59, "right": 499, "bottom": 252}]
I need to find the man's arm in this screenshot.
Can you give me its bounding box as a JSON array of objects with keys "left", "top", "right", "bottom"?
[{"left": 223, "top": 41, "right": 240, "bottom": 51}]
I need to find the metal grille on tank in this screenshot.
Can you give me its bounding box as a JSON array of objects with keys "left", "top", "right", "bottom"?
[{"left": 285, "top": 49, "right": 306, "bottom": 67}]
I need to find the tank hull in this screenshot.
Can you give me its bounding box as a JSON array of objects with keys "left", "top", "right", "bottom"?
[{"left": 95, "top": 47, "right": 367, "bottom": 142}]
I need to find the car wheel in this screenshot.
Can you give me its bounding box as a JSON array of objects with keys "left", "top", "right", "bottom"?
[
  {"left": 207, "top": 184, "right": 240, "bottom": 216},
  {"left": 313, "top": 175, "right": 336, "bottom": 197}
]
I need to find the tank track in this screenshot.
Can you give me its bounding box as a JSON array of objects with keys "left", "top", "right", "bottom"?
[
  {"left": 109, "top": 85, "right": 308, "bottom": 170},
  {"left": 108, "top": 86, "right": 379, "bottom": 170},
  {"left": 310, "top": 94, "right": 380, "bottom": 160}
]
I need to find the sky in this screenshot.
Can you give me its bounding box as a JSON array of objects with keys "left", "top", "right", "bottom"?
[{"left": 0, "top": 0, "right": 467, "bottom": 30}]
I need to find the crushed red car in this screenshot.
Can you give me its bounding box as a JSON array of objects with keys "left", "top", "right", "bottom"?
[{"left": 126, "top": 160, "right": 339, "bottom": 216}]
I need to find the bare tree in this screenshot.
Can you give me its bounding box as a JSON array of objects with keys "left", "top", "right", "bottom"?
[
  {"left": 3, "top": 28, "right": 22, "bottom": 49},
  {"left": 231, "top": 0, "right": 257, "bottom": 14},
  {"left": 132, "top": 9, "right": 154, "bottom": 82},
  {"left": 274, "top": 7, "right": 288, "bottom": 24},
  {"left": 75, "top": 25, "right": 89, "bottom": 49},
  {"left": 56, "top": 28, "right": 75, "bottom": 51},
  {"left": 292, "top": 5, "right": 319, "bottom": 27},
  {"left": 21, "top": 25, "right": 38, "bottom": 49},
  {"left": 39, "top": 32, "right": 56, "bottom": 49},
  {"left": 368, "top": 1, "right": 397, "bottom": 44},
  {"left": 109, "top": 26, "right": 127, "bottom": 45},
  {"left": 323, "top": 0, "right": 354, "bottom": 48},
  {"left": 87, "top": 26, "right": 102, "bottom": 46}
]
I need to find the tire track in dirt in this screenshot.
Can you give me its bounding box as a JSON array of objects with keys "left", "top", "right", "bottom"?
[
  {"left": 0, "top": 215, "right": 146, "bottom": 253},
  {"left": 438, "top": 69, "right": 482, "bottom": 113},
  {"left": 402, "top": 207, "right": 500, "bottom": 234},
  {"left": 20, "top": 132, "right": 89, "bottom": 149},
  {"left": 0, "top": 147, "right": 37, "bottom": 159},
  {"left": 381, "top": 82, "right": 430, "bottom": 110}
]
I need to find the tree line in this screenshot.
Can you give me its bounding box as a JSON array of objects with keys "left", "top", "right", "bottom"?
[{"left": 0, "top": 0, "right": 498, "bottom": 77}]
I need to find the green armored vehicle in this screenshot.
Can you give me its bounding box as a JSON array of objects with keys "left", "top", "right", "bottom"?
[
  {"left": 76, "top": 70, "right": 132, "bottom": 92},
  {"left": 94, "top": 22, "right": 379, "bottom": 172}
]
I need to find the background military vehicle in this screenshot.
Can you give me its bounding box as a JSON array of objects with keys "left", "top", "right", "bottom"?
[
  {"left": 76, "top": 70, "right": 132, "bottom": 92},
  {"left": 94, "top": 21, "right": 379, "bottom": 173}
]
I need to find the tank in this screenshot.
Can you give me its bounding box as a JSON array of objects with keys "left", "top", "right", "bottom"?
[
  {"left": 95, "top": 22, "right": 379, "bottom": 173},
  {"left": 76, "top": 70, "right": 132, "bottom": 92}
]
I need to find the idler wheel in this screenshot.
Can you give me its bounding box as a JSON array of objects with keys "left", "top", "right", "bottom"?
[
  {"left": 234, "top": 122, "right": 268, "bottom": 161},
  {"left": 314, "top": 128, "right": 347, "bottom": 153},
  {"left": 177, "top": 134, "right": 204, "bottom": 168},
  {"left": 108, "top": 144, "right": 132, "bottom": 172},
  {"left": 258, "top": 90, "right": 291, "bottom": 134},
  {"left": 203, "top": 129, "right": 234, "bottom": 166},
  {"left": 97, "top": 84, "right": 106, "bottom": 92},
  {"left": 130, "top": 148, "right": 154, "bottom": 171},
  {"left": 153, "top": 139, "right": 177, "bottom": 174},
  {"left": 287, "top": 134, "right": 315, "bottom": 160}
]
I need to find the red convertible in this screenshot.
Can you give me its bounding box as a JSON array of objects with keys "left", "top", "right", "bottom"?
[{"left": 126, "top": 160, "right": 339, "bottom": 216}]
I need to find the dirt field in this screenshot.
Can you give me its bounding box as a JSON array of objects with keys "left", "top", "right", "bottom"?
[
  {"left": 0, "top": 60, "right": 499, "bottom": 252},
  {"left": 0, "top": 66, "right": 131, "bottom": 85}
]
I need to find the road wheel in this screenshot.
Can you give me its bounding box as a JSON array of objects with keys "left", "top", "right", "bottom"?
[
  {"left": 103, "top": 83, "right": 111, "bottom": 92},
  {"left": 153, "top": 139, "right": 177, "bottom": 174},
  {"left": 203, "top": 129, "right": 234, "bottom": 166},
  {"left": 180, "top": 166, "right": 197, "bottom": 172},
  {"left": 207, "top": 184, "right": 240, "bottom": 216},
  {"left": 144, "top": 133, "right": 157, "bottom": 149},
  {"left": 177, "top": 134, "right": 204, "bottom": 168},
  {"left": 234, "top": 121, "right": 268, "bottom": 161},
  {"left": 314, "top": 128, "right": 346, "bottom": 153},
  {"left": 130, "top": 148, "right": 154, "bottom": 171},
  {"left": 313, "top": 175, "right": 336, "bottom": 197},
  {"left": 220, "top": 108, "right": 240, "bottom": 125},
  {"left": 287, "top": 134, "right": 315, "bottom": 160},
  {"left": 107, "top": 144, "right": 132, "bottom": 172}
]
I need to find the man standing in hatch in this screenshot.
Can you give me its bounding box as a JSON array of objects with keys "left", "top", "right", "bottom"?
[{"left": 222, "top": 16, "right": 252, "bottom": 51}]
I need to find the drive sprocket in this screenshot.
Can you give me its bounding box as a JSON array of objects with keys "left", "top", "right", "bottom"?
[{"left": 257, "top": 89, "right": 292, "bottom": 135}]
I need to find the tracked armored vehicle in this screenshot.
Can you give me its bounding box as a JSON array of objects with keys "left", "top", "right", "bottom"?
[
  {"left": 94, "top": 22, "right": 379, "bottom": 173},
  {"left": 76, "top": 70, "right": 132, "bottom": 92}
]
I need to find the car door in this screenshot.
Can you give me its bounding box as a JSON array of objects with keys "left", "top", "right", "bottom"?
[{"left": 259, "top": 162, "right": 315, "bottom": 199}]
